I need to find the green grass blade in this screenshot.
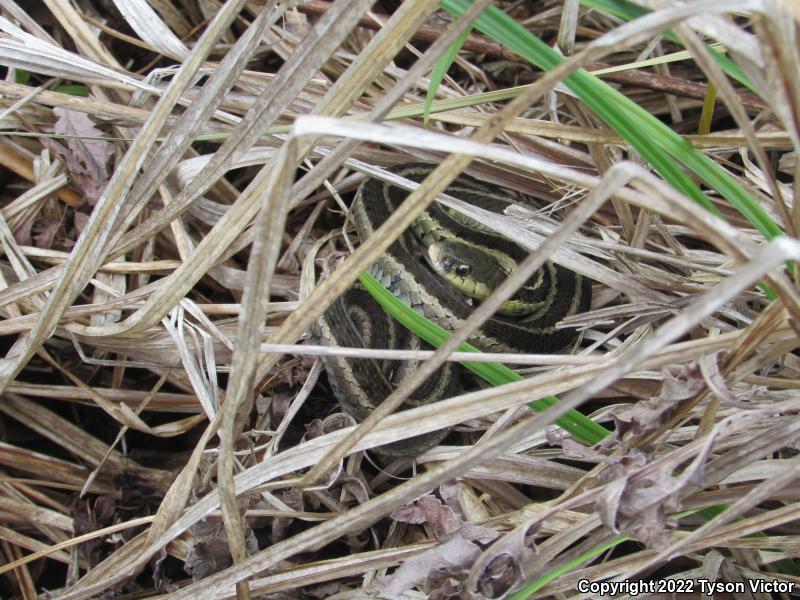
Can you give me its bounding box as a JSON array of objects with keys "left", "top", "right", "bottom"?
[
  {"left": 360, "top": 272, "right": 609, "bottom": 445},
  {"left": 507, "top": 534, "right": 629, "bottom": 599},
  {"left": 14, "top": 69, "right": 31, "bottom": 85},
  {"left": 424, "top": 25, "right": 473, "bottom": 125},
  {"left": 441, "top": 0, "right": 781, "bottom": 241},
  {"left": 54, "top": 84, "right": 89, "bottom": 96}
]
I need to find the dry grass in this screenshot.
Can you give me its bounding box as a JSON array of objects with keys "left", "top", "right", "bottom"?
[{"left": 0, "top": 1, "right": 799, "bottom": 598}]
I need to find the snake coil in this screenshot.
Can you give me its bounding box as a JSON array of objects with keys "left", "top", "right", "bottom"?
[{"left": 313, "top": 164, "right": 591, "bottom": 455}]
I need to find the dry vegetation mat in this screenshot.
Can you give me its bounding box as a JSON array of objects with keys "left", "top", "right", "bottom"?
[{"left": 0, "top": 0, "right": 799, "bottom": 598}]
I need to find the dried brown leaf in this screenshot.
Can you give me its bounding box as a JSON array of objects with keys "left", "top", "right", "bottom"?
[{"left": 43, "top": 107, "right": 112, "bottom": 205}]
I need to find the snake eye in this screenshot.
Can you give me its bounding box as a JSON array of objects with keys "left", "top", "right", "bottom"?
[{"left": 455, "top": 263, "right": 472, "bottom": 278}]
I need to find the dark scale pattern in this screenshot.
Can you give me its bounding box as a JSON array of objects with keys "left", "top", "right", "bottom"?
[{"left": 314, "top": 286, "right": 459, "bottom": 455}]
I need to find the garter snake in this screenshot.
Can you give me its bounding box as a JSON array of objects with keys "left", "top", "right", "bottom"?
[{"left": 314, "top": 164, "right": 591, "bottom": 455}]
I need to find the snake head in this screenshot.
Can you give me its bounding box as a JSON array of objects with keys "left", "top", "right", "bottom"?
[
  {"left": 427, "top": 239, "right": 547, "bottom": 316},
  {"left": 427, "top": 239, "right": 503, "bottom": 301}
]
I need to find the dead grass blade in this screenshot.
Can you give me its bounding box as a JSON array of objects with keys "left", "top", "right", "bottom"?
[{"left": 0, "top": 0, "right": 798, "bottom": 596}]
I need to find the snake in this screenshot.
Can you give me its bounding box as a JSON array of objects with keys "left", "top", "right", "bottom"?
[{"left": 313, "top": 163, "right": 591, "bottom": 455}]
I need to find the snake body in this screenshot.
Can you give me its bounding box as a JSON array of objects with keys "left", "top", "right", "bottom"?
[{"left": 314, "top": 164, "right": 591, "bottom": 455}]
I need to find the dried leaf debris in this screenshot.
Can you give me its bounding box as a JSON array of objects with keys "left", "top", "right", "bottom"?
[{"left": 0, "top": 1, "right": 798, "bottom": 598}]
